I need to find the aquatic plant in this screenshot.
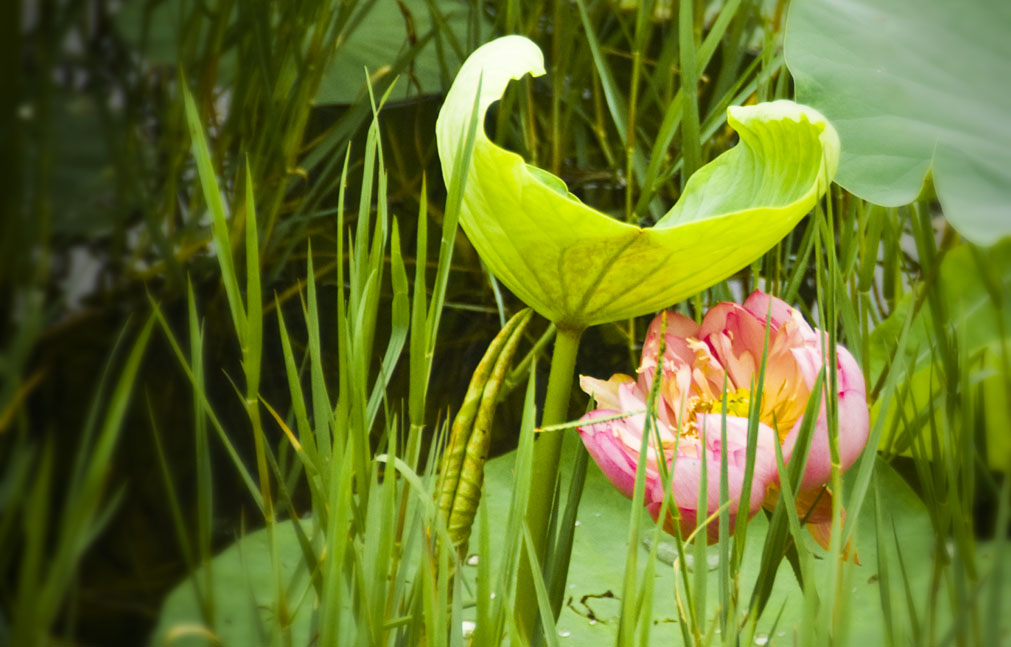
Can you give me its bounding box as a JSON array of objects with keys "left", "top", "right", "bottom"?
[{"left": 577, "top": 291, "right": 868, "bottom": 545}]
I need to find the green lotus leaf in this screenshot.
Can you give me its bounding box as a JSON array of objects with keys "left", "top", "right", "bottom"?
[
  {"left": 785, "top": 0, "right": 1011, "bottom": 245},
  {"left": 436, "top": 36, "right": 840, "bottom": 329}
]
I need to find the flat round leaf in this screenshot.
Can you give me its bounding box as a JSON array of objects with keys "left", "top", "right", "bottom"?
[
  {"left": 470, "top": 435, "right": 978, "bottom": 644},
  {"left": 149, "top": 521, "right": 314, "bottom": 646},
  {"left": 785, "top": 0, "right": 1011, "bottom": 244}
]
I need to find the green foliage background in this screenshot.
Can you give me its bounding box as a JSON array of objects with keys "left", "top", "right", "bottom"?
[{"left": 1, "top": 0, "right": 1007, "bottom": 645}]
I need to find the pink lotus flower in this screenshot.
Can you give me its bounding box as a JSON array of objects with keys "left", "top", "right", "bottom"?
[{"left": 576, "top": 291, "right": 869, "bottom": 545}]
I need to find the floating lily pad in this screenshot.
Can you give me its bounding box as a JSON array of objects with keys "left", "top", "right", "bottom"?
[
  {"left": 149, "top": 520, "right": 315, "bottom": 646},
  {"left": 151, "top": 433, "right": 1008, "bottom": 644},
  {"left": 470, "top": 434, "right": 944, "bottom": 644}
]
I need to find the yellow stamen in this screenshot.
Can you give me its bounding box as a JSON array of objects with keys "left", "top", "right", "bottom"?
[{"left": 678, "top": 387, "right": 753, "bottom": 438}]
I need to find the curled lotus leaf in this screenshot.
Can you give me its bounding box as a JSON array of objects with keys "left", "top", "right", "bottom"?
[{"left": 437, "top": 35, "right": 840, "bottom": 330}]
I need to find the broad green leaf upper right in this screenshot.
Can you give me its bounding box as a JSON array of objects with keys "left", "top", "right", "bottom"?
[{"left": 786, "top": 0, "right": 1011, "bottom": 245}]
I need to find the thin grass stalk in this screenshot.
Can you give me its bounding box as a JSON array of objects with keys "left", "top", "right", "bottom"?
[
  {"left": 148, "top": 401, "right": 206, "bottom": 616},
  {"left": 718, "top": 381, "right": 732, "bottom": 634},
  {"left": 187, "top": 280, "right": 216, "bottom": 622},
  {"left": 648, "top": 371, "right": 702, "bottom": 644},
  {"left": 239, "top": 163, "right": 292, "bottom": 645},
  {"left": 545, "top": 440, "right": 589, "bottom": 620},
  {"left": 677, "top": 0, "right": 701, "bottom": 186},
  {"left": 693, "top": 422, "right": 709, "bottom": 633},
  {"left": 810, "top": 198, "right": 844, "bottom": 642},
  {"left": 573, "top": 0, "right": 629, "bottom": 165},
  {"left": 733, "top": 298, "right": 775, "bottom": 558},
  {"left": 521, "top": 526, "right": 561, "bottom": 647},
  {"left": 486, "top": 364, "right": 539, "bottom": 644},
  {"left": 334, "top": 135, "right": 352, "bottom": 471},
  {"left": 770, "top": 408, "right": 814, "bottom": 592},
  {"left": 149, "top": 298, "right": 265, "bottom": 511},
  {"left": 475, "top": 502, "right": 493, "bottom": 645},
  {"left": 892, "top": 519, "right": 924, "bottom": 644},
  {"left": 0, "top": 442, "right": 31, "bottom": 609},
  {"left": 966, "top": 244, "right": 1011, "bottom": 646},
  {"left": 624, "top": 0, "right": 651, "bottom": 221},
  {"left": 872, "top": 472, "right": 904, "bottom": 646},
  {"left": 181, "top": 83, "right": 245, "bottom": 346},
  {"left": 417, "top": 79, "right": 482, "bottom": 434},
  {"left": 550, "top": 0, "right": 564, "bottom": 175},
  {"left": 305, "top": 245, "right": 336, "bottom": 472},
  {"left": 11, "top": 442, "right": 53, "bottom": 646},
  {"left": 10, "top": 317, "right": 152, "bottom": 645},
  {"left": 365, "top": 217, "right": 409, "bottom": 427},
  {"left": 408, "top": 176, "right": 430, "bottom": 433},
  {"left": 842, "top": 296, "right": 916, "bottom": 548},
  {"left": 274, "top": 294, "right": 324, "bottom": 503},
  {"left": 183, "top": 84, "right": 279, "bottom": 543},
  {"left": 319, "top": 447, "right": 354, "bottom": 644},
  {"left": 749, "top": 369, "right": 824, "bottom": 618},
  {"left": 617, "top": 313, "right": 668, "bottom": 645},
  {"left": 383, "top": 424, "right": 424, "bottom": 641}
]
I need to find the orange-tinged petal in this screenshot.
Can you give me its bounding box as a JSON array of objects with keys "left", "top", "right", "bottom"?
[{"left": 579, "top": 373, "right": 635, "bottom": 411}]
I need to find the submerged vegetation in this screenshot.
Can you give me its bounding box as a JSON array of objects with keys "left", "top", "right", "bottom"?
[{"left": 2, "top": 1, "right": 1008, "bottom": 645}]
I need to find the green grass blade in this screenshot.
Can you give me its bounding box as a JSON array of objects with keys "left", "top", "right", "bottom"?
[{"left": 181, "top": 82, "right": 245, "bottom": 343}]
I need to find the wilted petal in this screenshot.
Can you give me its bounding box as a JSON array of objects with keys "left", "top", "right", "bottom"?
[
  {"left": 793, "top": 486, "right": 858, "bottom": 561},
  {"left": 795, "top": 485, "right": 833, "bottom": 524}
]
